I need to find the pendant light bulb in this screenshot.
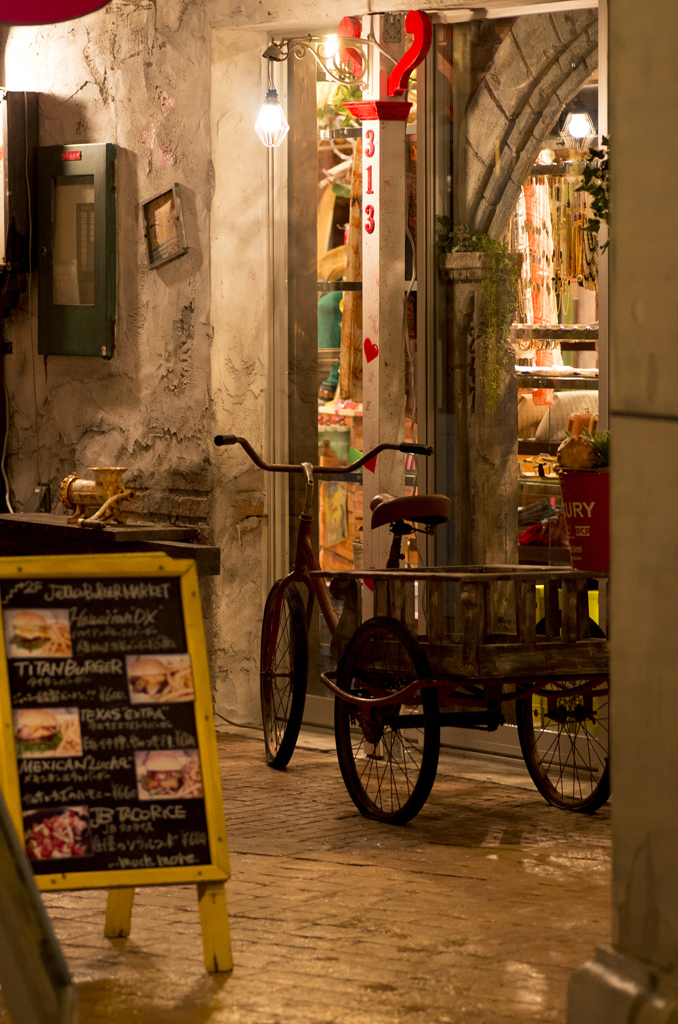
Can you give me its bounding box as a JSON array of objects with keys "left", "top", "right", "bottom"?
[
  {"left": 255, "top": 87, "right": 289, "bottom": 148},
  {"left": 566, "top": 112, "right": 594, "bottom": 140}
]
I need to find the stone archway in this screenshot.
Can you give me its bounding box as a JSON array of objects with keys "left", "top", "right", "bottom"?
[
  {"left": 459, "top": 8, "right": 598, "bottom": 238},
  {"left": 443, "top": 8, "right": 599, "bottom": 569}
]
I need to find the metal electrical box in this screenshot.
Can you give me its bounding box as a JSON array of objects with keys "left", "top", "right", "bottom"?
[{"left": 37, "top": 143, "right": 116, "bottom": 357}]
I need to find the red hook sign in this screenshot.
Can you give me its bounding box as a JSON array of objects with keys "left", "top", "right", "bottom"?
[{"left": 387, "top": 10, "right": 433, "bottom": 97}]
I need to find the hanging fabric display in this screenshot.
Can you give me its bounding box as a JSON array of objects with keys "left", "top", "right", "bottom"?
[
  {"left": 522, "top": 176, "right": 560, "bottom": 406},
  {"left": 550, "top": 178, "right": 598, "bottom": 305},
  {"left": 511, "top": 188, "right": 534, "bottom": 327}
]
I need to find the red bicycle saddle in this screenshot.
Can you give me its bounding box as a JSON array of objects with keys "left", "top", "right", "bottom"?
[{"left": 370, "top": 493, "right": 451, "bottom": 530}]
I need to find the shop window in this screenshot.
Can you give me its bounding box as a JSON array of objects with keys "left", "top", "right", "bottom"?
[
  {"left": 430, "top": 7, "right": 604, "bottom": 759},
  {"left": 432, "top": 9, "right": 603, "bottom": 571}
]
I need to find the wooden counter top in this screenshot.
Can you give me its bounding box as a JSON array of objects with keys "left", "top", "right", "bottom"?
[{"left": 0, "top": 514, "right": 220, "bottom": 576}]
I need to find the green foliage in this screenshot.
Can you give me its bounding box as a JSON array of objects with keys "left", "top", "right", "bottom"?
[
  {"left": 436, "top": 218, "right": 489, "bottom": 255},
  {"left": 576, "top": 135, "right": 609, "bottom": 251},
  {"left": 331, "top": 183, "right": 351, "bottom": 199},
  {"left": 585, "top": 428, "right": 610, "bottom": 468},
  {"left": 436, "top": 219, "right": 520, "bottom": 413},
  {"left": 317, "top": 83, "right": 362, "bottom": 130}
]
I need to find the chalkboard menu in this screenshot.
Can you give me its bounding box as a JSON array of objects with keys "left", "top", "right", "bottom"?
[{"left": 0, "top": 553, "right": 229, "bottom": 891}]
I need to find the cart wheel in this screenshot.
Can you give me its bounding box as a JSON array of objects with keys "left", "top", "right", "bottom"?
[
  {"left": 260, "top": 581, "right": 308, "bottom": 769},
  {"left": 334, "top": 617, "right": 440, "bottom": 824},
  {"left": 516, "top": 620, "right": 609, "bottom": 812}
]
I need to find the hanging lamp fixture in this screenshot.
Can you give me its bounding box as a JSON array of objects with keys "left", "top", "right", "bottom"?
[
  {"left": 255, "top": 13, "right": 432, "bottom": 149},
  {"left": 254, "top": 46, "right": 290, "bottom": 149},
  {"left": 560, "top": 96, "right": 597, "bottom": 151},
  {"left": 255, "top": 21, "right": 377, "bottom": 149}
]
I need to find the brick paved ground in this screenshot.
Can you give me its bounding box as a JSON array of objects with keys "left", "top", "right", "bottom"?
[{"left": 0, "top": 732, "right": 611, "bottom": 1024}]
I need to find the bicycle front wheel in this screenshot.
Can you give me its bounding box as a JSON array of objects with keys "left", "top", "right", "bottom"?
[
  {"left": 260, "top": 581, "right": 308, "bottom": 769},
  {"left": 334, "top": 617, "right": 440, "bottom": 824}
]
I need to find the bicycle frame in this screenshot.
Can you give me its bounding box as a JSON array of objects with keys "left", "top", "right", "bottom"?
[
  {"left": 213, "top": 434, "right": 433, "bottom": 667},
  {"left": 272, "top": 463, "right": 340, "bottom": 658}
]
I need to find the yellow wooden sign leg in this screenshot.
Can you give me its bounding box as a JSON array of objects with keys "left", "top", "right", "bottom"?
[
  {"left": 104, "top": 888, "right": 135, "bottom": 938},
  {"left": 197, "top": 881, "right": 233, "bottom": 973}
]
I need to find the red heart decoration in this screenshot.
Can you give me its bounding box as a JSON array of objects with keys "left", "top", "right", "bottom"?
[
  {"left": 364, "top": 338, "right": 379, "bottom": 363},
  {"left": 364, "top": 456, "right": 377, "bottom": 474},
  {"left": 337, "top": 16, "right": 364, "bottom": 79}
]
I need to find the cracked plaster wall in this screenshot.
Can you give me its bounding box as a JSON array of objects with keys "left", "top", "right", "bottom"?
[
  {"left": 2, "top": 0, "right": 267, "bottom": 725},
  {"left": 209, "top": 29, "right": 271, "bottom": 727}
]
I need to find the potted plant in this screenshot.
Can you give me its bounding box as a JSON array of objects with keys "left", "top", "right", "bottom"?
[
  {"left": 556, "top": 429, "right": 610, "bottom": 571},
  {"left": 436, "top": 221, "right": 521, "bottom": 413}
]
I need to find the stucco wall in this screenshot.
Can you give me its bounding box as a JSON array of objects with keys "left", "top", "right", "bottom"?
[
  {"left": 209, "top": 27, "right": 272, "bottom": 726},
  {"left": 2, "top": 2, "right": 247, "bottom": 709},
  {"left": 5, "top": 2, "right": 214, "bottom": 516},
  {"left": 3, "top": 0, "right": 278, "bottom": 729}
]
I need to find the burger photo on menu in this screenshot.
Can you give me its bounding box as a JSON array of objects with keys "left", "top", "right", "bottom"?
[
  {"left": 13, "top": 707, "right": 83, "bottom": 758},
  {"left": 135, "top": 749, "right": 203, "bottom": 800},
  {"left": 3, "top": 608, "right": 72, "bottom": 659},
  {"left": 23, "top": 805, "right": 91, "bottom": 861},
  {"left": 125, "top": 653, "right": 195, "bottom": 704}
]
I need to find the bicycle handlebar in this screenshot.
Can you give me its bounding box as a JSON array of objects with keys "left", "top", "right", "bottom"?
[{"left": 214, "top": 435, "right": 432, "bottom": 474}]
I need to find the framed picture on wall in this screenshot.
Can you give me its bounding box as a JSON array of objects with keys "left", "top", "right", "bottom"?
[{"left": 141, "top": 184, "right": 187, "bottom": 269}]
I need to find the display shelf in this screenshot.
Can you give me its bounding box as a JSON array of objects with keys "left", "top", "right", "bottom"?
[
  {"left": 317, "top": 281, "right": 362, "bottom": 292},
  {"left": 317, "top": 280, "right": 417, "bottom": 293},
  {"left": 318, "top": 127, "right": 362, "bottom": 140},
  {"left": 518, "top": 439, "right": 560, "bottom": 456},
  {"left": 518, "top": 480, "right": 561, "bottom": 502},
  {"left": 514, "top": 372, "right": 598, "bottom": 390},
  {"left": 528, "top": 161, "right": 590, "bottom": 177},
  {"left": 511, "top": 323, "right": 598, "bottom": 351},
  {"left": 511, "top": 323, "right": 598, "bottom": 339},
  {"left": 560, "top": 340, "right": 597, "bottom": 351}
]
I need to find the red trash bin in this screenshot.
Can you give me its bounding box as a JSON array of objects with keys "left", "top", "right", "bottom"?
[{"left": 559, "top": 470, "right": 610, "bottom": 572}]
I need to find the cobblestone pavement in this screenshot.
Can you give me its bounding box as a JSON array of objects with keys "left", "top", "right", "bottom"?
[{"left": 0, "top": 731, "right": 611, "bottom": 1024}]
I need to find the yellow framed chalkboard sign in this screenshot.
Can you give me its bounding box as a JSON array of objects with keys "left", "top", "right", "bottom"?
[{"left": 0, "top": 553, "right": 231, "bottom": 971}]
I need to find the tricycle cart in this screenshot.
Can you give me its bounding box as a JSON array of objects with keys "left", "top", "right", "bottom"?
[
  {"left": 214, "top": 435, "right": 609, "bottom": 825},
  {"left": 317, "top": 563, "right": 608, "bottom": 823}
]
